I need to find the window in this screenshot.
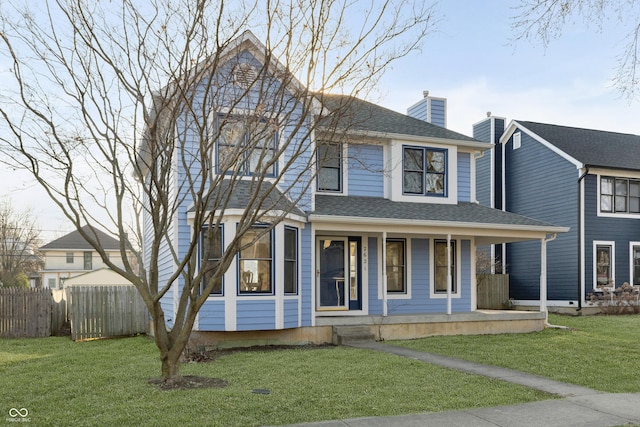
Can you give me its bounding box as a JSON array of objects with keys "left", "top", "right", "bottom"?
[
  {"left": 239, "top": 226, "right": 272, "bottom": 294},
  {"left": 48, "top": 278, "right": 56, "bottom": 289},
  {"left": 435, "top": 240, "right": 456, "bottom": 293},
  {"left": 386, "top": 239, "right": 406, "bottom": 293},
  {"left": 216, "top": 116, "right": 277, "bottom": 176},
  {"left": 595, "top": 244, "right": 612, "bottom": 287},
  {"left": 403, "top": 146, "right": 446, "bottom": 196},
  {"left": 317, "top": 141, "right": 342, "bottom": 192},
  {"left": 632, "top": 244, "right": 640, "bottom": 286},
  {"left": 200, "top": 225, "right": 223, "bottom": 295},
  {"left": 513, "top": 132, "right": 521, "bottom": 149},
  {"left": 66, "top": 252, "right": 74, "bottom": 263},
  {"left": 83, "top": 252, "right": 92, "bottom": 270},
  {"left": 600, "top": 176, "right": 640, "bottom": 214},
  {"left": 284, "top": 227, "right": 298, "bottom": 294}
]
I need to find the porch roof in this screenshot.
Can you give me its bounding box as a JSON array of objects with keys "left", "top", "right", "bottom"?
[{"left": 310, "top": 195, "right": 569, "bottom": 243}]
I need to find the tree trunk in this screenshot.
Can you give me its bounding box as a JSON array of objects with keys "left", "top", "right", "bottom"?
[{"left": 160, "top": 351, "right": 181, "bottom": 379}]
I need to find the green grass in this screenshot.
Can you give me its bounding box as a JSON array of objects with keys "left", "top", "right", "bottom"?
[
  {"left": 0, "top": 336, "right": 551, "bottom": 426},
  {"left": 390, "top": 313, "right": 640, "bottom": 393}
]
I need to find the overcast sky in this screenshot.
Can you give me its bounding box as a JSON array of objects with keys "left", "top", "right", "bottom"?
[{"left": 3, "top": 0, "right": 640, "bottom": 241}]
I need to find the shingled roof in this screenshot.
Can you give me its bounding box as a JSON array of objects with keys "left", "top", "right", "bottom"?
[
  {"left": 312, "top": 195, "right": 563, "bottom": 230},
  {"left": 40, "top": 226, "right": 120, "bottom": 251},
  {"left": 516, "top": 121, "right": 640, "bottom": 171},
  {"left": 317, "top": 94, "right": 481, "bottom": 143}
]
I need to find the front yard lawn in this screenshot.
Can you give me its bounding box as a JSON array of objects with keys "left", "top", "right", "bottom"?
[
  {"left": 0, "top": 335, "right": 550, "bottom": 426},
  {"left": 390, "top": 313, "right": 640, "bottom": 393}
]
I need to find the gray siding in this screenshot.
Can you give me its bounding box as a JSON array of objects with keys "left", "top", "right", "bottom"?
[
  {"left": 504, "top": 130, "right": 578, "bottom": 301},
  {"left": 473, "top": 119, "right": 493, "bottom": 207},
  {"left": 407, "top": 99, "right": 428, "bottom": 122}
]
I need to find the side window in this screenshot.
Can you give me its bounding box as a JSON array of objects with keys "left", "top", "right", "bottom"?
[
  {"left": 317, "top": 141, "right": 342, "bottom": 192},
  {"left": 239, "top": 226, "right": 272, "bottom": 294},
  {"left": 66, "top": 252, "right": 74, "bottom": 263},
  {"left": 386, "top": 239, "right": 406, "bottom": 293},
  {"left": 216, "top": 116, "right": 277, "bottom": 176},
  {"left": 200, "top": 225, "right": 224, "bottom": 295},
  {"left": 434, "top": 240, "right": 457, "bottom": 293},
  {"left": 403, "top": 146, "right": 446, "bottom": 196},
  {"left": 284, "top": 227, "right": 298, "bottom": 294}
]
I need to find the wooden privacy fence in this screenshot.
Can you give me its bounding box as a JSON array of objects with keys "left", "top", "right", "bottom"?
[
  {"left": 66, "top": 285, "right": 148, "bottom": 341},
  {"left": 0, "top": 288, "right": 52, "bottom": 338},
  {"left": 477, "top": 274, "right": 510, "bottom": 309}
]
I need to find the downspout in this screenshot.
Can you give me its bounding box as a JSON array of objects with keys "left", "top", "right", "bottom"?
[
  {"left": 541, "top": 233, "right": 568, "bottom": 329},
  {"left": 577, "top": 165, "right": 589, "bottom": 311}
]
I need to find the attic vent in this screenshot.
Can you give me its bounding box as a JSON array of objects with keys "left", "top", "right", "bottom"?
[
  {"left": 513, "top": 132, "right": 521, "bottom": 150},
  {"left": 233, "top": 63, "right": 258, "bottom": 89}
]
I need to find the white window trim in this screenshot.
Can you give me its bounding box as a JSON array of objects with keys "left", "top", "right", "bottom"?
[
  {"left": 629, "top": 241, "right": 640, "bottom": 287},
  {"left": 596, "top": 172, "right": 640, "bottom": 218},
  {"left": 593, "top": 240, "right": 615, "bottom": 290},
  {"left": 430, "top": 238, "right": 462, "bottom": 299},
  {"left": 383, "top": 237, "right": 412, "bottom": 300}
]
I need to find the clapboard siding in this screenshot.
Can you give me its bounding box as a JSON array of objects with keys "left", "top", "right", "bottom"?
[
  {"left": 283, "top": 299, "right": 299, "bottom": 328},
  {"left": 504, "top": 130, "right": 578, "bottom": 300},
  {"left": 301, "top": 227, "right": 313, "bottom": 326},
  {"left": 429, "top": 99, "right": 446, "bottom": 128},
  {"left": 348, "top": 144, "right": 384, "bottom": 197},
  {"left": 474, "top": 120, "right": 493, "bottom": 207},
  {"left": 236, "top": 300, "right": 276, "bottom": 330},
  {"left": 368, "top": 237, "right": 382, "bottom": 314},
  {"left": 457, "top": 152, "right": 471, "bottom": 202},
  {"left": 406, "top": 99, "right": 428, "bottom": 122},
  {"left": 197, "top": 300, "right": 225, "bottom": 330}
]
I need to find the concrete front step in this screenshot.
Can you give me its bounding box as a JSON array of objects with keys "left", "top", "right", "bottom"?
[{"left": 332, "top": 325, "right": 376, "bottom": 345}]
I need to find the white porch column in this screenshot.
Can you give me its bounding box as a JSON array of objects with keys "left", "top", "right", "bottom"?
[
  {"left": 447, "top": 234, "right": 452, "bottom": 315},
  {"left": 382, "top": 231, "right": 388, "bottom": 316},
  {"left": 540, "top": 233, "right": 557, "bottom": 321}
]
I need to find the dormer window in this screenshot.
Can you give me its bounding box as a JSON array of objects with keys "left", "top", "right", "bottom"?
[
  {"left": 216, "top": 116, "right": 277, "bottom": 177},
  {"left": 403, "top": 146, "right": 446, "bottom": 196}
]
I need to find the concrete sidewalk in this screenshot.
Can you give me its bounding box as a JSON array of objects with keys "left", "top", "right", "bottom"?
[{"left": 281, "top": 342, "right": 640, "bottom": 427}]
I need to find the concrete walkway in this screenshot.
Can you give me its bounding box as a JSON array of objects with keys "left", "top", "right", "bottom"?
[{"left": 281, "top": 342, "right": 640, "bottom": 427}]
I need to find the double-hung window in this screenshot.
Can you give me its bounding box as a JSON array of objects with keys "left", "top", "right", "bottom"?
[
  {"left": 434, "top": 240, "right": 456, "bottom": 293},
  {"left": 217, "top": 116, "right": 277, "bottom": 176},
  {"left": 595, "top": 244, "right": 612, "bottom": 287},
  {"left": 600, "top": 176, "right": 640, "bottom": 214},
  {"left": 403, "top": 146, "right": 446, "bottom": 196},
  {"left": 200, "top": 225, "right": 223, "bottom": 295},
  {"left": 284, "top": 227, "right": 298, "bottom": 294},
  {"left": 83, "top": 252, "right": 92, "bottom": 270},
  {"left": 239, "top": 226, "right": 272, "bottom": 294},
  {"left": 66, "top": 252, "right": 74, "bottom": 263},
  {"left": 317, "top": 141, "right": 342, "bottom": 192},
  {"left": 386, "top": 239, "right": 406, "bottom": 293}
]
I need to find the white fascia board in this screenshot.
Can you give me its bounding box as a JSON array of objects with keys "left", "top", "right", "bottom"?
[
  {"left": 187, "top": 209, "right": 307, "bottom": 224},
  {"left": 500, "top": 120, "right": 583, "bottom": 169},
  {"left": 308, "top": 214, "right": 569, "bottom": 235}
]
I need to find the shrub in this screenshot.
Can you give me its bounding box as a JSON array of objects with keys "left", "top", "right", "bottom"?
[{"left": 589, "top": 283, "right": 640, "bottom": 315}]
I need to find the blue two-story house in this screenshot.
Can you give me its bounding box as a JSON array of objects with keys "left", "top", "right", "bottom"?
[
  {"left": 475, "top": 116, "right": 640, "bottom": 311},
  {"left": 143, "top": 31, "right": 568, "bottom": 347}
]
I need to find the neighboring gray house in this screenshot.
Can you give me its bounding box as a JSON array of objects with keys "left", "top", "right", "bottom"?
[{"left": 475, "top": 117, "right": 640, "bottom": 309}]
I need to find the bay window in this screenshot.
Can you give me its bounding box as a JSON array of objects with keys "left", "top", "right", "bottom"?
[
  {"left": 239, "top": 226, "right": 272, "bottom": 294},
  {"left": 284, "top": 227, "right": 298, "bottom": 294},
  {"left": 200, "top": 225, "right": 223, "bottom": 295}
]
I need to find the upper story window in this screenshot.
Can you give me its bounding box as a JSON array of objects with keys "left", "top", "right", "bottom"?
[
  {"left": 83, "top": 252, "right": 92, "bottom": 270},
  {"left": 200, "top": 225, "right": 223, "bottom": 295},
  {"left": 403, "top": 146, "right": 446, "bottom": 196},
  {"left": 600, "top": 176, "right": 640, "bottom": 214},
  {"left": 216, "top": 116, "right": 277, "bottom": 177},
  {"left": 317, "top": 141, "right": 342, "bottom": 192},
  {"left": 66, "top": 252, "right": 74, "bottom": 263},
  {"left": 239, "top": 226, "right": 272, "bottom": 294}
]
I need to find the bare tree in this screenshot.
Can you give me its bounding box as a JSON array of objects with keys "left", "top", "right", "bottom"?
[
  {"left": 0, "top": 199, "right": 42, "bottom": 288},
  {"left": 0, "top": 0, "right": 436, "bottom": 380},
  {"left": 512, "top": 0, "right": 640, "bottom": 99}
]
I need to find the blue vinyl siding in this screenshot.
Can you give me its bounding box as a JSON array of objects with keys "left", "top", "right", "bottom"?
[
  {"left": 348, "top": 144, "right": 384, "bottom": 197},
  {"left": 504, "top": 130, "right": 578, "bottom": 301},
  {"left": 407, "top": 99, "right": 428, "bottom": 122},
  {"left": 197, "top": 300, "right": 225, "bottom": 330},
  {"left": 283, "top": 299, "right": 299, "bottom": 328},
  {"left": 473, "top": 120, "right": 493, "bottom": 207},
  {"left": 457, "top": 152, "right": 471, "bottom": 202},
  {"left": 429, "top": 99, "right": 446, "bottom": 128},
  {"left": 368, "top": 237, "right": 382, "bottom": 314},
  {"left": 583, "top": 175, "right": 640, "bottom": 294},
  {"left": 300, "top": 227, "right": 313, "bottom": 326},
  {"left": 236, "top": 300, "right": 276, "bottom": 330}
]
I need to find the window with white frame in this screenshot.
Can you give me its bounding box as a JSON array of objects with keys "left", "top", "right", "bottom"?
[
  {"left": 317, "top": 141, "right": 342, "bottom": 192},
  {"left": 386, "top": 239, "right": 406, "bottom": 293},
  {"left": 631, "top": 244, "right": 640, "bottom": 286},
  {"left": 216, "top": 116, "right": 277, "bottom": 176},
  {"left": 200, "top": 225, "right": 223, "bottom": 295},
  {"left": 284, "top": 226, "right": 298, "bottom": 294},
  {"left": 595, "top": 244, "right": 613, "bottom": 288},
  {"left": 434, "top": 240, "right": 457, "bottom": 293},
  {"left": 66, "top": 252, "right": 74, "bottom": 263},
  {"left": 600, "top": 176, "right": 640, "bottom": 214},
  {"left": 238, "top": 226, "right": 272, "bottom": 294},
  {"left": 83, "top": 251, "right": 92, "bottom": 270},
  {"left": 403, "top": 146, "right": 446, "bottom": 196}
]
